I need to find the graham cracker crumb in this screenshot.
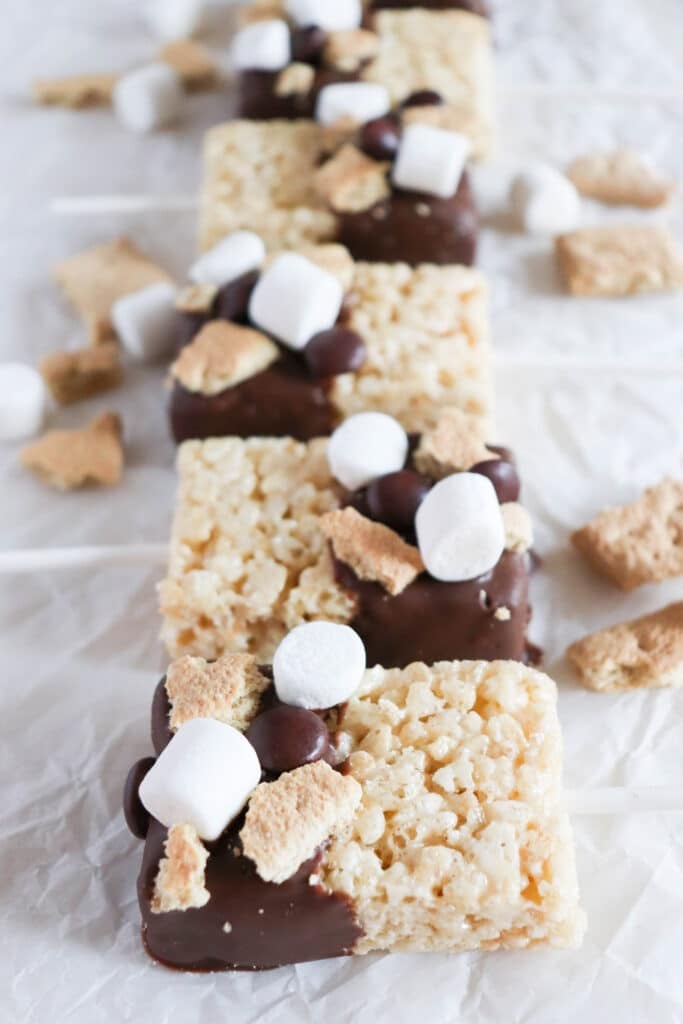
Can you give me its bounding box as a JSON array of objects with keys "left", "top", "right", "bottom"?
[
  {"left": 571, "top": 478, "right": 683, "bottom": 590},
  {"left": 556, "top": 225, "right": 683, "bottom": 298},
  {"left": 502, "top": 502, "right": 533, "bottom": 554},
  {"left": 314, "top": 144, "right": 390, "bottom": 214},
  {"left": 175, "top": 282, "right": 218, "bottom": 314},
  {"left": 21, "top": 411, "right": 123, "bottom": 490},
  {"left": 275, "top": 62, "right": 314, "bottom": 97},
  {"left": 414, "top": 407, "right": 494, "bottom": 478},
  {"left": 323, "top": 29, "right": 380, "bottom": 73},
  {"left": 40, "top": 343, "right": 122, "bottom": 405},
  {"left": 32, "top": 72, "right": 118, "bottom": 108},
  {"left": 567, "top": 149, "right": 675, "bottom": 209},
  {"left": 240, "top": 760, "right": 362, "bottom": 884},
  {"left": 159, "top": 40, "right": 218, "bottom": 91},
  {"left": 567, "top": 601, "right": 683, "bottom": 693},
  {"left": 170, "top": 321, "right": 279, "bottom": 395},
  {"left": 165, "top": 652, "right": 270, "bottom": 732},
  {"left": 320, "top": 506, "right": 424, "bottom": 596},
  {"left": 151, "top": 824, "right": 210, "bottom": 914}
]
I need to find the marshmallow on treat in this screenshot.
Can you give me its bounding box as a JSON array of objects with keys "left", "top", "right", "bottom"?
[
  {"left": 510, "top": 163, "right": 581, "bottom": 236},
  {"left": 316, "top": 82, "right": 390, "bottom": 127},
  {"left": 273, "top": 622, "right": 366, "bottom": 709},
  {"left": 248, "top": 253, "right": 343, "bottom": 350},
  {"left": 112, "top": 282, "right": 178, "bottom": 363},
  {"left": 231, "top": 20, "right": 291, "bottom": 73},
  {"left": 113, "top": 63, "right": 184, "bottom": 134},
  {"left": 0, "top": 364, "right": 47, "bottom": 442},
  {"left": 327, "top": 412, "right": 408, "bottom": 491},
  {"left": 188, "top": 231, "right": 265, "bottom": 287},
  {"left": 392, "top": 124, "right": 471, "bottom": 199},
  {"left": 416, "top": 472, "right": 505, "bottom": 582},
  {"left": 146, "top": 0, "right": 205, "bottom": 41},
  {"left": 285, "top": 0, "right": 362, "bottom": 31},
  {"left": 139, "top": 718, "right": 261, "bottom": 841}
]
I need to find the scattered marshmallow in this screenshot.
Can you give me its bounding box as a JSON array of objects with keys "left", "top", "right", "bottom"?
[
  {"left": 392, "top": 124, "right": 470, "bottom": 199},
  {"left": 188, "top": 231, "right": 265, "bottom": 287},
  {"left": 510, "top": 162, "right": 581, "bottom": 236},
  {"left": 111, "top": 282, "right": 179, "bottom": 363},
  {"left": 285, "top": 0, "right": 362, "bottom": 31},
  {"left": 112, "top": 63, "right": 184, "bottom": 134},
  {"left": 316, "top": 82, "right": 390, "bottom": 127},
  {"left": 248, "top": 253, "right": 343, "bottom": 350},
  {"left": 231, "top": 20, "right": 291, "bottom": 73},
  {"left": 146, "top": 0, "right": 206, "bottom": 41},
  {"left": 0, "top": 364, "right": 47, "bottom": 442},
  {"left": 327, "top": 412, "right": 408, "bottom": 491},
  {"left": 273, "top": 622, "right": 366, "bottom": 709},
  {"left": 139, "top": 718, "right": 261, "bottom": 842},
  {"left": 415, "top": 472, "right": 505, "bottom": 582}
]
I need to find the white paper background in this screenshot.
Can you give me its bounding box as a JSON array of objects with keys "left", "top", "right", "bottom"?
[{"left": 1, "top": 1, "right": 683, "bottom": 1021}]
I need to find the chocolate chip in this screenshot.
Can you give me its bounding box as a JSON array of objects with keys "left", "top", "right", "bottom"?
[
  {"left": 215, "top": 270, "right": 259, "bottom": 325},
  {"left": 291, "top": 26, "right": 327, "bottom": 65},
  {"left": 359, "top": 115, "right": 402, "bottom": 161},
  {"left": 470, "top": 458, "right": 521, "bottom": 504},
  {"left": 366, "top": 469, "right": 431, "bottom": 532},
  {"left": 176, "top": 311, "right": 207, "bottom": 352},
  {"left": 304, "top": 327, "right": 366, "bottom": 377},
  {"left": 401, "top": 89, "right": 444, "bottom": 109},
  {"left": 246, "top": 705, "right": 330, "bottom": 774},
  {"left": 123, "top": 756, "right": 156, "bottom": 839}
]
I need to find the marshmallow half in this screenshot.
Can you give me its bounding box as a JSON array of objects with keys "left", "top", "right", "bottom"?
[
  {"left": 113, "top": 63, "right": 184, "bottom": 134},
  {"left": 392, "top": 124, "right": 470, "bottom": 199},
  {"left": 510, "top": 163, "right": 581, "bottom": 236},
  {"left": 316, "top": 82, "right": 390, "bottom": 127},
  {"left": 188, "top": 231, "right": 265, "bottom": 287},
  {"left": 231, "top": 20, "right": 291, "bottom": 73},
  {"left": 327, "top": 412, "right": 409, "bottom": 491},
  {"left": 112, "top": 282, "right": 179, "bottom": 363},
  {"left": 285, "top": 0, "right": 362, "bottom": 31},
  {"left": 273, "top": 622, "right": 366, "bottom": 709},
  {"left": 248, "top": 253, "right": 343, "bottom": 350},
  {"left": 0, "top": 364, "right": 47, "bottom": 442}
]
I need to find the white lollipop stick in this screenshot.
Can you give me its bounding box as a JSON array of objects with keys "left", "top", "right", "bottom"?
[{"left": 0, "top": 544, "right": 168, "bottom": 573}]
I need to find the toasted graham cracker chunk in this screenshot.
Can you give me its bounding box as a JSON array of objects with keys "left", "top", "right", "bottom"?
[
  {"left": 567, "top": 149, "right": 675, "bottom": 208},
  {"left": 21, "top": 411, "right": 123, "bottom": 490},
  {"left": 567, "top": 601, "right": 683, "bottom": 693},
  {"left": 40, "top": 343, "right": 122, "bottom": 405},
  {"left": 321, "top": 507, "right": 424, "bottom": 596},
  {"left": 275, "top": 62, "right": 314, "bottom": 97},
  {"left": 158, "top": 40, "right": 218, "bottom": 91},
  {"left": 165, "top": 653, "right": 270, "bottom": 732},
  {"left": 572, "top": 478, "right": 683, "bottom": 590},
  {"left": 502, "top": 502, "right": 533, "bottom": 554},
  {"left": 32, "top": 72, "right": 118, "bottom": 108},
  {"left": 175, "top": 282, "right": 218, "bottom": 314},
  {"left": 170, "top": 321, "right": 279, "bottom": 395},
  {"left": 314, "top": 145, "right": 390, "bottom": 214},
  {"left": 414, "top": 407, "right": 494, "bottom": 478},
  {"left": 556, "top": 225, "right": 683, "bottom": 298},
  {"left": 54, "top": 238, "right": 171, "bottom": 344},
  {"left": 151, "top": 824, "right": 210, "bottom": 913},
  {"left": 240, "top": 761, "right": 362, "bottom": 884},
  {"left": 324, "top": 29, "right": 380, "bottom": 72}
]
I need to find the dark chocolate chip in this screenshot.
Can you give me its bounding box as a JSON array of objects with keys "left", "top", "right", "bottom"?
[
  {"left": 214, "top": 270, "right": 259, "bottom": 325},
  {"left": 304, "top": 327, "right": 366, "bottom": 377},
  {"left": 470, "top": 458, "right": 521, "bottom": 504},
  {"left": 291, "top": 26, "right": 327, "bottom": 65},
  {"left": 176, "top": 310, "right": 208, "bottom": 352},
  {"left": 400, "top": 89, "right": 444, "bottom": 109},
  {"left": 123, "top": 756, "right": 156, "bottom": 839},
  {"left": 366, "top": 469, "right": 432, "bottom": 532},
  {"left": 359, "top": 114, "right": 402, "bottom": 161},
  {"left": 245, "top": 705, "right": 330, "bottom": 774}
]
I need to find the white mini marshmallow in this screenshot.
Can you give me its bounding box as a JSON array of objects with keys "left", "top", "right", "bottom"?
[
  {"left": 248, "top": 252, "right": 343, "bottom": 350},
  {"left": 231, "top": 19, "right": 291, "bottom": 72},
  {"left": 112, "top": 282, "right": 178, "bottom": 363},
  {"left": 146, "top": 0, "right": 205, "bottom": 41},
  {"left": 392, "top": 123, "right": 471, "bottom": 199},
  {"left": 113, "top": 63, "right": 184, "bottom": 134},
  {"left": 188, "top": 231, "right": 266, "bottom": 287},
  {"left": 416, "top": 472, "right": 505, "bottom": 582},
  {"left": 0, "top": 364, "right": 47, "bottom": 442},
  {"left": 139, "top": 718, "right": 261, "bottom": 842},
  {"left": 285, "top": 0, "right": 361, "bottom": 31},
  {"left": 316, "top": 82, "right": 390, "bottom": 126},
  {"left": 510, "top": 163, "right": 581, "bottom": 236},
  {"left": 273, "top": 622, "right": 366, "bottom": 709},
  {"left": 327, "top": 412, "right": 408, "bottom": 491}
]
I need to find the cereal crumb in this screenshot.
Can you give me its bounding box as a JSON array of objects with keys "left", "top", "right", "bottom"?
[
  {"left": 320, "top": 506, "right": 424, "bottom": 596},
  {"left": 314, "top": 144, "right": 390, "bottom": 214},
  {"left": 556, "top": 225, "right": 683, "bottom": 298},
  {"left": 501, "top": 502, "right": 533, "bottom": 554},
  {"left": 151, "top": 824, "right": 210, "bottom": 914},
  {"left": 40, "top": 343, "right": 122, "bottom": 405},
  {"left": 165, "top": 653, "right": 270, "bottom": 732},
  {"left": 222, "top": 921, "right": 232, "bottom": 933},
  {"left": 32, "top": 72, "right": 118, "bottom": 108},
  {"left": 21, "top": 411, "right": 123, "bottom": 490},
  {"left": 567, "top": 149, "right": 675, "bottom": 209},
  {"left": 494, "top": 606, "right": 511, "bottom": 622},
  {"left": 170, "top": 321, "right": 279, "bottom": 395},
  {"left": 414, "top": 407, "right": 494, "bottom": 478}
]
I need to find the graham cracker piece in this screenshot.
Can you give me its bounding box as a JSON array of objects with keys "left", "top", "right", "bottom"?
[
  {"left": 170, "top": 321, "right": 279, "bottom": 396},
  {"left": 20, "top": 411, "right": 123, "bottom": 490},
  {"left": 275, "top": 63, "right": 315, "bottom": 97},
  {"left": 323, "top": 30, "right": 380, "bottom": 73},
  {"left": 40, "top": 343, "right": 122, "bottom": 405},
  {"left": 159, "top": 40, "right": 218, "bottom": 91},
  {"left": 175, "top": 282, "right": 218, "bottom": 314},
  {"left": 501, "top": 502, "right": 533, "bottom": 554},
  {"left": 314, "top": 144, "right": 390, "bottom": 214},
  {"left": 567, "top": 149, "right": 675, "bottom": 209},
  {"left": 151, "top": 824, "right": 210, "bottom": 913},
  {"left": 567, "top": 601, "right": 683, "bottom": 693},
  {"left": 54, "top": 238, "right": 171, "bottom": 344},
  {"left": 32, "top": 72, "right": 118, "bottom": 108},
  {"left": 556, "top": 225, "right": 683, "bottom": 298},
  {"left": 165, "top": 653, "right": 270, "bottom": 732},
  {"left": 414, "top": 407, "right": 494, "bottom": 478},
  {"left": 571, "top": 478, "right": 683, "bottom": 590},
  {"left": 320, "top": 506, "right": 424, "bottom": 596},
  {"left": 240, "top": 761, "right": 362, "bottom": 884}
]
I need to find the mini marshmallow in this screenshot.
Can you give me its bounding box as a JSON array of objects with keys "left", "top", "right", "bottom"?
[
  {"left": 113, "top": 63, "right": 184, "bottom": 134},
  {"left": 273, "top": 622, "right": 366, "bottom": 710},
  {"left": 188, "top": 230, "right": 265, "bottom": 287},
  {"left": 415, "top": 472, "right": 505, "bottom": 582},
  {"left": 285, "top": 0, "right": 362, "bottom": 31},
  {"left": 510, "top": 163, "right": 581, "bottom": 236},
  {"left": 316, "top": 82, "right": 390, "bottom": 127},
  {"left": 327, "top": 412, "right": 408, "bottom": 491},
  {"left": 0, "top": 364, "right": 46, "bottom": 442},
  {"left": 392, "top": 124, "right": 471, "bottom": 199},
  {"left": 146, "top": 0, "right": 205, "bottom": 41},
  {"left": 139, "top": 718, "right": 261, "bottom": 842},
  {"left": 248, "top": 253, "right": 343, "bottom": 350},
  {"left": 112, "top": 282, "right": 178, "bottom": 363},
  {"left": 231, "top": 20, "right": 291, "bottom": 73}
]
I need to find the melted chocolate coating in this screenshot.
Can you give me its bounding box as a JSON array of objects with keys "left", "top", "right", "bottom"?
[
  {"left": 237, "top": 68, "right": 357, "bottom": 121},
  {"left": 123, "top": 757, "right": 156, "bottom": 839}
]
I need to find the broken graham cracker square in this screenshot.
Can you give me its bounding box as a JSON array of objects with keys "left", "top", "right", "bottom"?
[
  {"left": 158, "top": 40, "right": 218, "bottom": 91},
  {"left": 165, "top": 654, "right": 270, "bottom": 732},
  {"left": 556, "top": 225, "right": 683, "bottom": 298},
  {"left": 32, "top": 72, "right": 118, "bottom": 108},
  {"left": 314, "top": 144, "right": 390, "bottom": 214},
  {"left": 567, "top": 601, "right": 683, "bottom": 694},
  {"left": 320, "top": 507, "right": 423, "bottom": 596},
  {"left": 151, "top": 824, "right": 210, "bottom": 913},
  {"left": 40, "top": 343, "right": 122, "bottom": 405},
  {"left": 567, "top": 149, "right": 675, "bottom": 209},
  {"left": 414, "top": 407, "right": 494, "bottom": 478},
  {"left": 170, "top": 321, "right": 279, "bottom": 395},
  {"left": 571, "top": 478, "right": 683, "bottom": 590},
  {"left": 21, "top": 411, "right": 123, "bottom": 490}
]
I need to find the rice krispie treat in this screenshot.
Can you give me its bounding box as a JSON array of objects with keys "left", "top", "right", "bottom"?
[
  {"left": 124, "top": 643, "right": 585, "bottom": 970},
  {"left": 159, "top": 408, "right": 535, "bottom": 666}
]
